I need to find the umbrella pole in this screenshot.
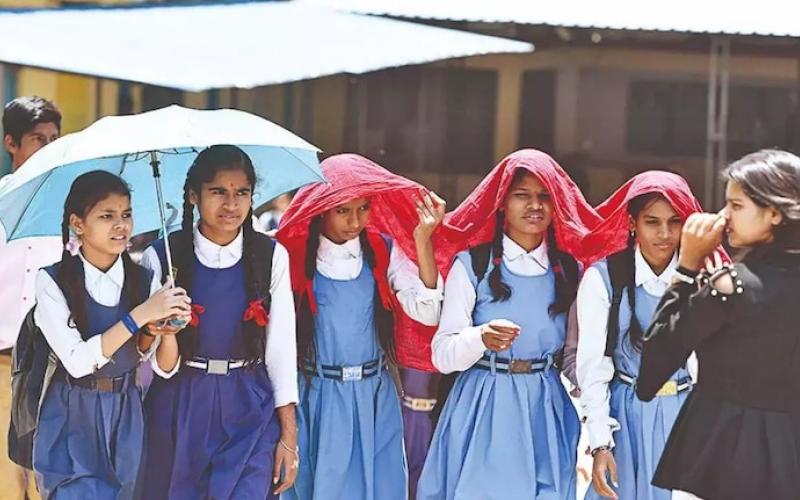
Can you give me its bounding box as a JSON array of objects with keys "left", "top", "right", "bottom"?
[{"left": 149, "top": 151, "right": 178, "bottom": 286}]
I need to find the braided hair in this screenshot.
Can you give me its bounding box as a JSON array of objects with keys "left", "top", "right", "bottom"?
[
  {"left": 58, "top": 171, "right": 141, "bottom": 333},
  {"left": 174, "top": 145, "right": 265, "bottom": 364},
  {"left": 622, "top": 192, "right": 666, "bottom": 350},
  {"left": 486, "top": 170, "right": 579, "bottom": 317}
]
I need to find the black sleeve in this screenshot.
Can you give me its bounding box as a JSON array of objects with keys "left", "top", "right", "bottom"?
[{"left": 636, "top": 278, "right": 731, "bottom": 401}]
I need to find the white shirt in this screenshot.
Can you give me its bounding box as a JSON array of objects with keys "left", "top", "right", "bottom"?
[
  {"left": 140, "top": 227, "right": 299, "bottom": 408},
  {"left": 576, "top": 246, "right": 684, "bottom": 450},
  {"left": 431, "top": 235, "right": 550, "bottom": 374},
  {"left": 0, "top": 224, "right": 62, "bottom": 350},
  {"left": 34, "top": 252, "right": 161, "bottom": 379},
  {"left": 315, "top": 235, "right": 443, "bottom": 326}
]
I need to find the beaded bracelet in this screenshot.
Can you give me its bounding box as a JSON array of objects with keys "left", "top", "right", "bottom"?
[{"left": 699, "top": 263, "right": 744, "bottom": 302}]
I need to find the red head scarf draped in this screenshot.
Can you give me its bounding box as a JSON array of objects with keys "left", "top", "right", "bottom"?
[
  {"left": 581, "top": 171, "right": 705, "bottom": 266},
  {"left": 276, "top": 154, "right": 455, "bottom": 371},
  {"left": 443, "top": 149, "right": 601, "bottom": 263}
]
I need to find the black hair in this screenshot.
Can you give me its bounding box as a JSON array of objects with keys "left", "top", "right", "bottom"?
[
  {"left": 3, "top": 96, "right": 61, "bottom": 156},
  {"left": 174, "top": 145, "right": 265, "bottom": 364},
  {"left": 296, "top": 217, "right": 396, "bottom": 370},
  {"left": 621, "top": 192, "right": 669, "bottom": 350},
  {"left": 488, "top": 168, "right": 579, "bottom": 317},
  {"left": 724, "top": 149, "right": 800, "bottom": 250},
  {"left": 59, "top": 170, "right": 140, "bottom": 332}
]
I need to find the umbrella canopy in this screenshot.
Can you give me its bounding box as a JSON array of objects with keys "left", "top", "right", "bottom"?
[{"left": 0, "top": 105, "right": 323, "bottom": 240}]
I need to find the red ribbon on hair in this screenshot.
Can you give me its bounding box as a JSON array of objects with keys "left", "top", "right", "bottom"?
[
  {"left": 243, "top": 299, "right": 270, "bottom": 327},
  {"left": 189, "top": 304, "right": 206, "bottom": 327}
]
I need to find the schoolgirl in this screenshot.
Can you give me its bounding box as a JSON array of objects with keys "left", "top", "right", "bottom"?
[
  {"left": 140, "top": 145, "right": 298, "bottom": 499},
  {"left": 576, "top": 171, "right": 703, "bottom": 499},
  {"left": 417, "top": 149, "right": 601, "bottom": 500},
  {"left": 276, "top": 153, "right": 445, "bottom": 500},
  {"left": 33, "top": 170, "right": 190, "bottom": 499}
]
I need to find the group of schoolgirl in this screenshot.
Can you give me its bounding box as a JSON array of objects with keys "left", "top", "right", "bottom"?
[{"left": 21, "top": 139, "right": 771, "bottom": 500}]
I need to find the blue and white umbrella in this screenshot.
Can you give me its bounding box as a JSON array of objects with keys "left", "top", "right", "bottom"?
[{"left": 0, "top": 104, "right": 324, "bottom": 283}]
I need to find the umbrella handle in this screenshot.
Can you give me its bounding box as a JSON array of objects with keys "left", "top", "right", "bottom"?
[{"left": 150, "top": 151, "right": 187, "bottom": 329}]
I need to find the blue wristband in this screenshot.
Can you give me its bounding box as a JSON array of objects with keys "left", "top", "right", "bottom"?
[{"left": 121, "top": 313, "right": 140, "bottom": 335}]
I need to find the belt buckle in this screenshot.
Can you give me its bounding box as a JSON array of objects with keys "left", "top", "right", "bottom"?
[
  {"left": 341, "top": 365, "right": 363, "bottom": 382},
  {"left": 656, "top": 380, "right": 678, "bottom": 397},
  {"left": 509, "top": 359, "right": 532, "bottom": 374},
  {"left": 95, "top": 378, "right": 114, "bottom": 392},
  {"left": 207, "top": 359, "right": 230, "bottom": 376},
  {"left": 410, "top": 398, "right": 436, "bottom": 412}
]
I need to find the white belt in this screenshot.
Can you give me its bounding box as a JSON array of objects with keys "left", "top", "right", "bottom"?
[{"left": 184, "top": 358, "right": 251, "bottom": 375}]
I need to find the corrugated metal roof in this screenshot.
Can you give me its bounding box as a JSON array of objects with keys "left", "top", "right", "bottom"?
[
  {"left": 0, "top": 2, "right": 532, "bottom": 92},
  {"left": 322, "top": 0, "right": 800, "bottom": 38}
]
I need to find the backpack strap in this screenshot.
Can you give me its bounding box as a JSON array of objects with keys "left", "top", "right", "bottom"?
[
  {"left": 150, "top": 231, "right": 185, "bottom": 285},
  {"left": 604, "top": 251, "right": 631, "bottom": 357},
  {"left": 469, "top": 242, "right": 493, "bottom": 285},
  {"left": 251, "top": 231, "right": 275, "bottom": 311}
]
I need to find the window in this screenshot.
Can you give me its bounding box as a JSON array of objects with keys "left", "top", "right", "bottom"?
[
  {"left": 141, "top": 85, "right": 182, "bottom": 112},
  {"left": 626, "top": 80, "right": 706, "bottom": 156},
  {"left": 518, "top": 70, "right": 556, "bottom": 153},
  {"left": 346, "top": 67, "right": 497, "bottom": 174},
  {"left": 627, "top": 79, "right": 800, "bottom": 158},
  {"left": 441, "top": 69, "right": 498, "bottom": 174}
]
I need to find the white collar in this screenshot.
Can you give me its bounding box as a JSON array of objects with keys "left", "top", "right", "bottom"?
[
  {"left": 502, "top": 235, "right": 549, "bottom": 269},
  {"left": 634, "top": 245, "right": 677, "bottom": 287},
  {"left": 318, "top": 234, "right": 362, "bottom": 260},
  {"left": 193, "top": 226, "right": 243, "bottom": 262},
  {"left": 78, "top": 251, "right": 125, "bottom": 290}
]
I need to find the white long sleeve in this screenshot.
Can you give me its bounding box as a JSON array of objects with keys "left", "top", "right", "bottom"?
[
  {"left": 387, "top": 244, "right": 442, "bottom": 326},
  {"left": 264, "top": 243, "right": 298, "bottom": 407},
  {"left": 139, "top": 247, "right": 182, "bottom": 380},
  {"left": 576, "top": 265, "right": 619, "bottom": 450},
  {"left": 34, "top": 255, "right": 160, "bottom": 379},
  {"left": 577, "top": 249, "right": 680, "bottom": 450},
  {"left": 430, "top": 259, "right": 485, "bottom": 374}
]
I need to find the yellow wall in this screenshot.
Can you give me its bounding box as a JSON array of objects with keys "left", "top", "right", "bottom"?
[{"left": 16, "top": 68, "right": 98, "bottom": 133}]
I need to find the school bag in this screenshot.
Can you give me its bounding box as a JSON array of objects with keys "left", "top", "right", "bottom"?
[
  {"left": 7, "top": 305, "right": 54, "bottom": 469},
  {"left": 8, "top": 262, "right": 152, "bottom": 469},
  {"left": 604, "top": 250, "right": 636, "bottom": 356}
]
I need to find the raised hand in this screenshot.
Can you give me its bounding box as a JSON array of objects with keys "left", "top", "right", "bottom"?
[
  {"left": 679, "top": 211, "right": 727, "bottom": 271},
  {"left": 413, "top": 190, "right": 446, "bottom": 243}
]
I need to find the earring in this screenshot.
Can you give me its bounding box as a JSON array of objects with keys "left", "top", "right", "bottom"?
[{"left": 629, "top": 229, "right": 635, "bottom": 237}]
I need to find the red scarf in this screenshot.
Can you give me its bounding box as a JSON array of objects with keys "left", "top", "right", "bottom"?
[
  {"left": 442, "top": 149, "right": 601, "bottom": 263},
  {"left": 276, "top": 154, "right": 454, "bottom": 371},
  {"left": 582, "top": 170, "right": 707, "bottom": 266}
]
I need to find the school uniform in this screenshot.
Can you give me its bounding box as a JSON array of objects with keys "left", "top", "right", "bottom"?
[
  {"left": 417, "top": 237, "right": 580, "bottom": 500},
  {"left": 283, "top": 235, "right": 442, "bottom": 500},
  {"left": 33, "top": 253, "right": 158, "bottom": 499},
  {"left": 139, "top": 227, "right": 297, "bottom": 500},
  {"left": 578, "top": 248, "right": 693, "bottom": 500}
]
